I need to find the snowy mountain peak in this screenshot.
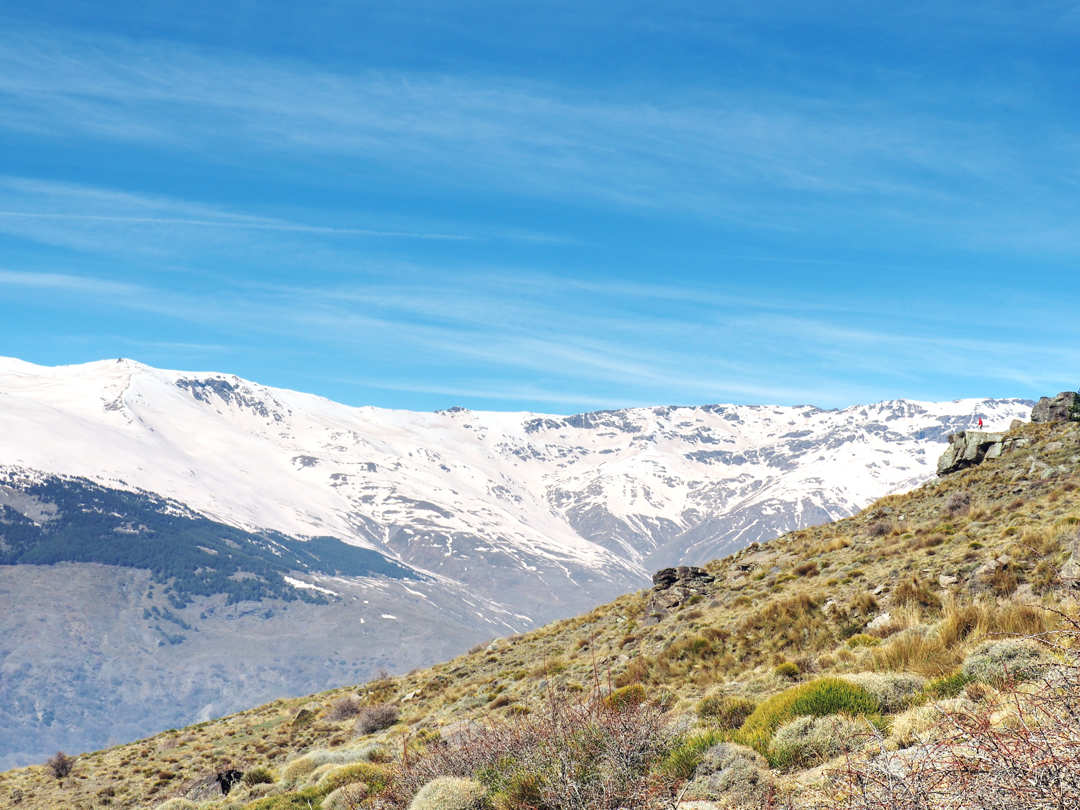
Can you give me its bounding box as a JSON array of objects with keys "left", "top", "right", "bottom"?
[{"left": 0, "top": 356, "right": 1032, "bottom": 614}]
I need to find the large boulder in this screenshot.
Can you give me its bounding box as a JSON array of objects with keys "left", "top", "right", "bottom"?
[
  {"left": 1031, "top": 391, "right": 1080, "bottom": 423},
  {"left": 936, "top": 431, "right": 1028, "bottom": 476},
  {"left": 645, "top": 566, "right": 714, "bottom": 624}
]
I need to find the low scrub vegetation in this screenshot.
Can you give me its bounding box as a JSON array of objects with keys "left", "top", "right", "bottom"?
[
  {"left": 44, "top": 751, "right": 74, "bottom": 780},
  {"left": 355, "top": 703, "right": 400, "bottom": 735},
  {"left": 737, "top": 677, "right": 880, "bottom": 754},
  {"left": 771, "top": 714, "right": 870, "bottom": 769},
  {"left": 387, "top": 688, "right": 676, "bottom": 809},
  {"left": 697, "top": 694, "right": 756, "bottom": 729},
  {"left": 835, "top": 623, "right": 1080, "bottom": 809},
  {"left": 7, "top": 421, "right": 1080, "bottom": 810},
  {"left": 960, "top": 638, "right": 1052, "bottom": 686}
]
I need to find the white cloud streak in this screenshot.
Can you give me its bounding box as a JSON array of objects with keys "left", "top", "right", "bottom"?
[{"left": 3, "top": 263, "right": 1070, "bottom": 408}]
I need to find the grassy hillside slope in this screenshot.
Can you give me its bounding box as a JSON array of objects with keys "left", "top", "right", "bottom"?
[{"left": 5, "top": 420, "right": 1080, "bottom": 809}]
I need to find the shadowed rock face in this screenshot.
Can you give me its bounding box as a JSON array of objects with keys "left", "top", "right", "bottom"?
[
  {"left": 936, "top": 431, "right": 1030, "bottom": 476},
  {"left": 1031, "top": 392, "right": 1080, "bottom": 424},
  {"left": 645, "top": 566, "right": 715, "bottom": 624},
  {"left": 937, "top": 391, "right": 1080, "bottom": 475}
]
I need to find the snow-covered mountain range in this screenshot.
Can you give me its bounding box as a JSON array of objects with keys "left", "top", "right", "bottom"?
[
  {"left": 0, "top": 357, "right": 1031, "bottom": 591},
  {"left": 0, "top": 356, "right": 1032, "bottom": 766}
]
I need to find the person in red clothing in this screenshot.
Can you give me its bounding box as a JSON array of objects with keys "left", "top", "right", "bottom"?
[{"left": 978, "top": 418, "right": 983, "bottom": 428}]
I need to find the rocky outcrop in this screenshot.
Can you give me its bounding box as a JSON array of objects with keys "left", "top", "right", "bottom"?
[
  {"left": 967, "top": 554, "right": 1014, "bottom": 594},
  {"left": 936, "top": 431, "right": 1029, "bottom": 476},
  {"left": 1058, "top": 533, "right": 1080, "bottom": 586},
  {"left": 645, "top": 566, "right": 715, "bottom": 624},
  {"left": 1031, "top": 391, "right": 1080, "bottom": 423},
  {"left": 291, "top": 705, "right": 317, "bottom": 726}
]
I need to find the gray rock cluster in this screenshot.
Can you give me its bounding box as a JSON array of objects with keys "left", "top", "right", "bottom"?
[
  {"left": 1031, "top": 391, "right": 1080, "bottom": 423},
  {"left": 936, "top": 389, "right": 1080, "bottom": 475},
  {"left": 645, "top": 566, "right": 715, "bottom": 624},
  {"left": 936, "top": 431, "right": 1029, "bottom": 476},
  {"left": 1059, "top": 533, "right": 1080, "bottom": 585}
]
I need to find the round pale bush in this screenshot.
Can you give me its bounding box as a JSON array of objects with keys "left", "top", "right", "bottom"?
[
  {"left": 154, "top": 800, "right": 198, "bottom": 810},
  {"left": 323, "top": 783, "right": 370, "bottom": 810},
  {"left": 354, "top": 741, "right": 390, "bottom": 762},
  {"left": 890, "top": 698, "right": 975, "bottom": 747},
  {"left": 305, "top": 762, "right": 340, "bottom": 786},
  {"left": 283, "top": 744, "right": 385, "bottom": 784},
  {"left": 840, "top": 672, "right": 926, "bottom": 712},
  {"left": 682, "top": 743, "right": 775, "bottom": 808},
  {"left": 771, "top": 714, "right": 869, "bottom": 768},
  {"left": 245, "top": 782, "right": 275, "bottom": 799},
  {"left": 962, "top": 639, "right": 1051, "bottom": 686},
  {"left": 316, "top": 762, "right": 390, "bottom": 794},
  {"left": 409, "top": 776, "right": 487, "bottom": 810},
  {"left": 281, "top": 754, "right": 323, "bottom": 783},
  {"left": 243, "top": 766, "right": 274, "bottom": 786}
]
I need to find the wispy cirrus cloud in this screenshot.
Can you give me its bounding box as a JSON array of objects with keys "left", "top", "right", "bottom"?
[
  {"left": 0, "top": 177, "right": 571, "bottom": 267},
  {"left": 0, "top": 269, "right": 143, "bottom": 296},
  {"left": 2, "top": 12, "right": 1078, "bottom": 412},
  {"left": 1, "top": 27, "right": 1078, "bottom": 255},
  {"left": 4, "top": 262, "right": 1067, "bottom": 410}
]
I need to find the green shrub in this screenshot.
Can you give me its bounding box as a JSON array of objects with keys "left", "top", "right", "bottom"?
[
  {"left": 153, "top": 800, "right": 198, "bottom": 810},
  {"left": 923, "top": 670, "right": 972, "bottom": 699},
  {"left": 316, "top": 762, "right": 391, "bottom": 794},
  {"left": 605, "top": 683, "right": 646, "bottom": 710},
  {"left": 961, "top": 639, "right": 1051, "bottom": 686},
  {"left": 353, "top": 742, "right": 390, "bottom": 763},
  {"left": 698, "top": 695, "right": 756, "bottom": 730},
  {"left": 769, "top": 714, "right": 869, "bottom": 769},
  {"left": 409, "top": 776, "right": 487, "bottom": 810},
  {"left": 281, "top": 754, "right": 324, "bottom": 784},
  {"left": 243, "top": 766, "right": 275, "bottom": 786},
  {"left": 738, "top": 678, "right": 880, "bottom": 751},
  {"left": 846, "top": 633, "right": 880, "bottom": 648},
  {"left": 305, "top": 761, "right": 341, "bottom": 786},
  {"left": 662, "top": 729, "right": 728, "bottom": 780},
  {"left": 773, "top": 661, "right": 800, "bottom": 680},
  {"left": 491, "top": 771, "right": 543, "bottom": 810}
]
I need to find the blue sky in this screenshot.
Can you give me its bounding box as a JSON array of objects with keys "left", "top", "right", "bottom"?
[{"left": 2, "top": 1, "right": 1079, "bottom": 412}]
